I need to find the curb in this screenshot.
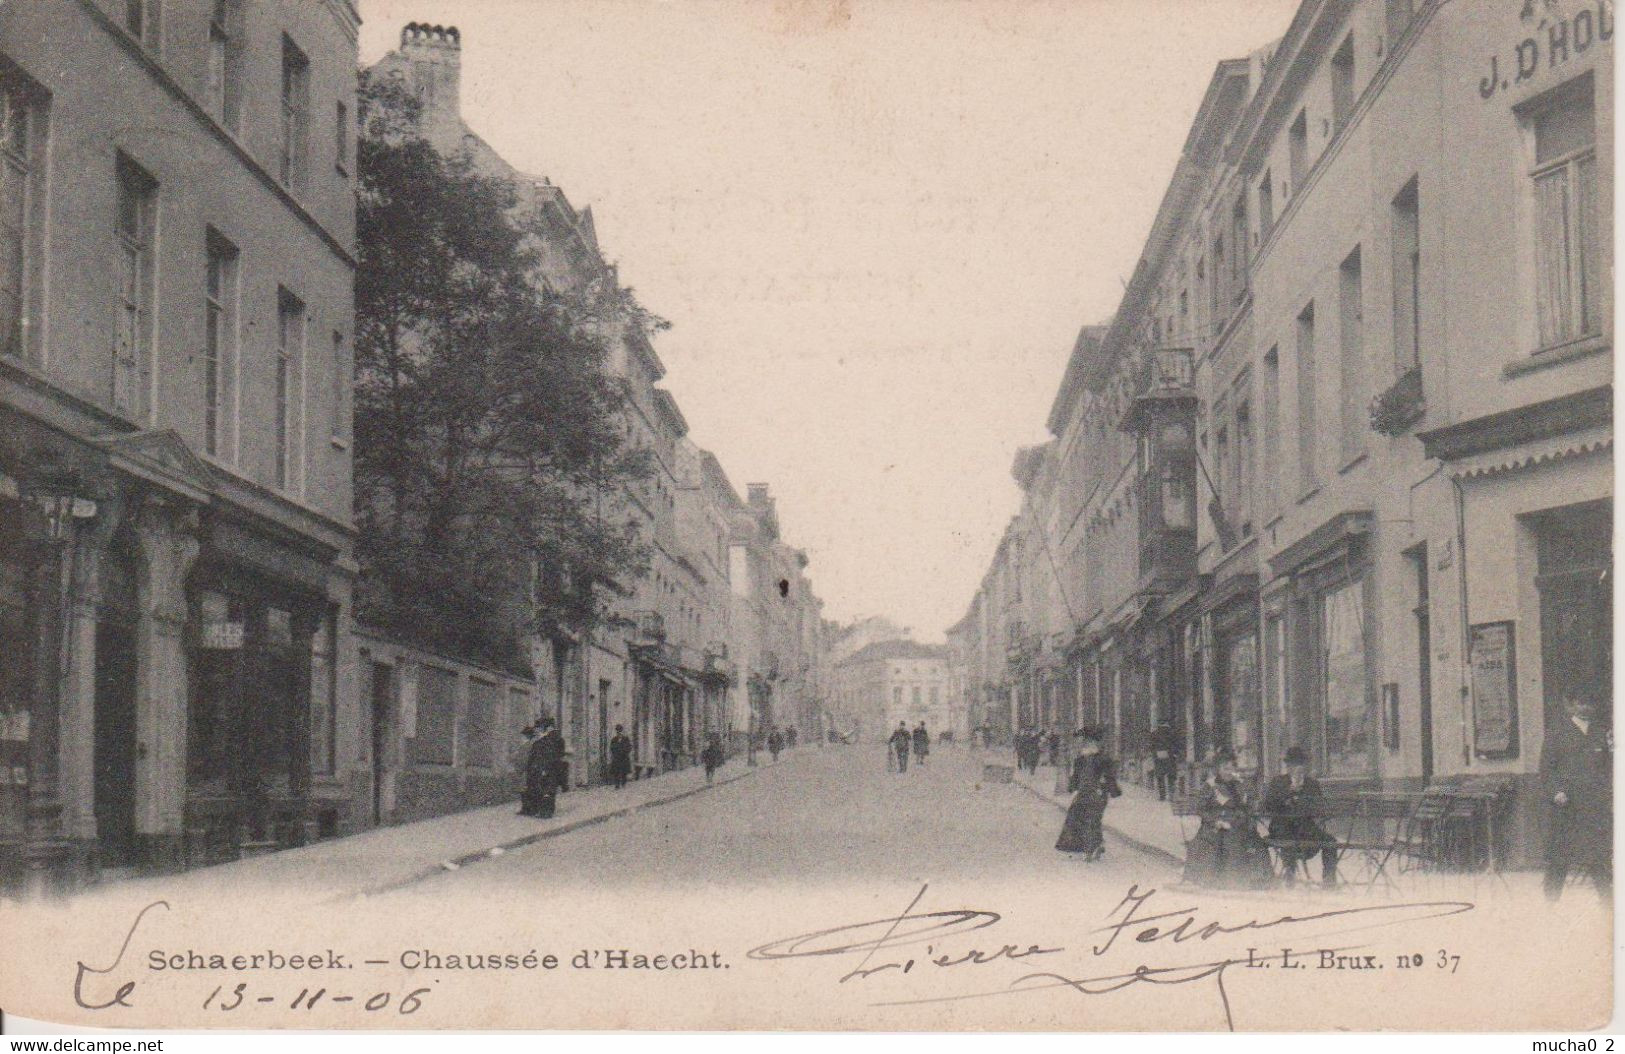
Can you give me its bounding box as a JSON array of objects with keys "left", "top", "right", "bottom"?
[
  {"left": 344, "top": 761, "right": 769, "bottom": 900},
  {"left": 1008, "top": 773, "right": 1186, "bottom": 871}
]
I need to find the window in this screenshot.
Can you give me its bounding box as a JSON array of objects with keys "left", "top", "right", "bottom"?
[
  {"left": 125, "top": 0, "right": 160, "bottom": 48},
  {"left": 1209, "top": 234, "right": 1225, "bottom": 323},
  {"left": 466, "top": 679, "right": 499, "bottom": 768},
  {"left": 1338, "top": 247, "right": 1365, "bottom": 462},
  {"left": 206, "top": 0, "right": 242, "bottom": 130},
  {"left": 279, "top": 36, "right": 310, "bottom": 190},
  {"left": 275, "top": 288, "right": 304, "bottom": 492},
  {"left": 1230, "top": 197, "right": 1248, "bottom": 296},
  {"left": 1214, "top": 421, "right": 1230, "bottom": 542},
  {"left": 1331, "top": 35, "right": 1355, "bottom": 134},
  {"left": 115, "top": 156, "right": 157, "bottom": 419},
  {"left": 0, "top": 74, "right": 39, "bottom": 360},
  {"left": 1258, "top": 169, "right": 1275, "bottom": 237},
  {"left": 330, "top": 330, "right": 348, "bottom": 443},
  {"left": 1234, "top": 396, "right": 1254, "bottom": 536},
  {"left": 1526, "top": 76, "right": 1599, "bottom": 349},
  {"left": 1391, "top": 177, "right": 1420, "bottom": 372},
  {"left": 912, "top": 686, "right": 922, "bottom": 708},
  {"left": 335, "top": 100, "right": 349, "bottom": 175},
  {"left": 1322, "top": 578, "right": 1372, "bottom": 777},
  {"left": 1289, "top": 110, "right": 1308, "bottom": 190},
  {"left": 408, "top": 665, "right": 457, "bottom": 765},
  {"left": 204, "top": 230, "right": 238, "bottom": 458},
  {"left": 1296, "top": 304, "right": 1318, "bottom": 491}
]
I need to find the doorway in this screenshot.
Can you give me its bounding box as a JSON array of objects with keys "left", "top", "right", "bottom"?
[
  {"left": 1535, "top": 501, "right": 1613, "bottom": 728},
  {"left": 93, "top": 619, "right": 138, "bottom": 869}
]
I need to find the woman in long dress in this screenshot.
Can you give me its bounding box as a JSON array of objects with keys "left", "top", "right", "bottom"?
[
  {"left": 1056, "top": 726, "right": 1121, "bottom": 860},
  {"left": 1182, "top": 754, "right": 1273, "bottom": 889}
]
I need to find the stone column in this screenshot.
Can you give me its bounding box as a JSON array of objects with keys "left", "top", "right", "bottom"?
[
  {"left": 57, "top": 512, "right": 117, "bottom": 856},
  {"left": 133, "top": 498, "right": 200, "bottom": 874}
]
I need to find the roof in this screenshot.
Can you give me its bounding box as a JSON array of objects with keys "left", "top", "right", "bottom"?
[{"left": 837, "top": 639, "right": 947, "bottom": 668}]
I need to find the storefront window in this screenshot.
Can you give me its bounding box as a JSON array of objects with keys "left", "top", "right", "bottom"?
[
  {"left": 1322, "top": 579, "right": 1372, "bottom": 777},
  {"left": 1225, "top": 631, "right": 1260, "bottom": 770}
]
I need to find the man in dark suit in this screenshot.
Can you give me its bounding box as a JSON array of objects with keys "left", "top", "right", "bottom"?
[
  {"left": 608, "top": 724, "right": 633, "bottom": 789},
  {"left": 1542, "top": 692, "right": 1613, "bottom": 901},
  {"left": 889, "top": 722, "right": 911, "bottom": 773},
  {"left": 1262, "top": 746, "right": 1338, "bottom": 886},
  {"left": 1149, "top": 721, "right": 1179, "bottom": 801}
]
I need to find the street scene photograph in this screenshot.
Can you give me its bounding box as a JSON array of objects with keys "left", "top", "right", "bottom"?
[{"left": 0, "top": 0, "right": 1615, "bottom": 1035}]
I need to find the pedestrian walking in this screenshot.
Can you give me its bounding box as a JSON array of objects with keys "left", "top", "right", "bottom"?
[
  {"left": 767, "top": 727, "right": 784, "bottom": 763},
  {"left": 911, "top": 722, "right": 930, "bottom": 767},
  {"left": 608, "top": 724, "right": 633, "bottom": 789},
  {"left": 787, "top": 727, "right": 797, "bottom": 749},
  {"left": 1055, "top": 726, "right": 1121, "bottom": 860},
  {"left": 1149, "top": 720, "right": 1179, "bottom": 802},
  {"left": 889, "top": 722, "right": 911, "bottom": 773},
  {"left": 1262, "top": 746, "right": 1338, "bottom": 886},
  {"left": 1182, "top": 752, "right": 1272, "bottom": 889},
  {"left": 1542, "top": 691, "right": 1613, "bottom": 901},
  {"left": 1046, "top": 728, "right": 1062, "bottom": 767},
  {"left": 701, "top": 733, "right": 724, "bottom": 785},
  {"left": 1018, "top": 727, "right": 1040, "bottom": 775}
]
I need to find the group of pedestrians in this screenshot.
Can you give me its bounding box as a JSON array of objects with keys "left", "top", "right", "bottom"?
[
  {"left": 887, "top": 721, "right": 932, "bottom": 772},
  {"left": 1012, "top": 727, "right": 1062, "bottom": 774}
]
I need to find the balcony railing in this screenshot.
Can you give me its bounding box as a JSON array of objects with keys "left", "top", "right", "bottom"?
[{"left": 1142, "top": 346, "right": 1194, "bottom": 394}]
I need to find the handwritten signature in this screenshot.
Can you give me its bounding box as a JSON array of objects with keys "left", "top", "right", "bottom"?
[
  {"left": 73, "top": 899, "right": 170, "bottom": 1010},
  {"left": 747, "top": 883, "right": 1474, "bottom": 1029}
]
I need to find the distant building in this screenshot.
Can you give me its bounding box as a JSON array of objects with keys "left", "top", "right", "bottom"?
[
  {"left": 827, "top": 615, "right": 911, "bottom": 666},
  {"left": 831, "top": 640, "right": 949, "bottom": 743}
]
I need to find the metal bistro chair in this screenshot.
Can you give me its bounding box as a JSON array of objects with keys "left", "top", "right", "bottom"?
[{"left": 1377, "top": 789, "right": 1457, "bottom": 889}]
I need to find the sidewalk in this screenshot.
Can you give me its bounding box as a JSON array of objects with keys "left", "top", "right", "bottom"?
[
  {"left": 91, "top": 752, "right": 779, "bottom": 906},
  {"left": 1007, "top": 760, "right": 1189, "bottom": 867}
]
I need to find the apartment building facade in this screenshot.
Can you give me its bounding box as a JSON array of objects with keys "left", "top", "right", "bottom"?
[
  {"left": 953, "top": 0, "right": 1612, "bottom": 861},
  {"left": 0, "top": 0, "right": 361, "bottom": 889}
]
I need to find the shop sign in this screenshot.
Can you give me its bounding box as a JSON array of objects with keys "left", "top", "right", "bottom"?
[
  {"left": 201, "top": 621, "right": 244, "bottom": 650},
  {"left": 1470, "top": 621, "right": 1520, "bottom": 759},
  {"left": 1480, "top": 1, "right": 1612, "bottom": 100}
]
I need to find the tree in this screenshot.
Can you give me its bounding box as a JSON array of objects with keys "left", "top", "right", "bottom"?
[{"left": 353, "top": 72, "right": 654, "bottom": 671}]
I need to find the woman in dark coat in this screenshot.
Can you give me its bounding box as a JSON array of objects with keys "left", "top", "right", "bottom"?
[
  {"left": 1056, "top": 727, "right": 1121, "bottom": 860},
  {"left": 1182, "top": 754, "right": 1273, "bottom": 889},
  {"left": 520, "top": 719, "right": 566, "bottom": 819}
]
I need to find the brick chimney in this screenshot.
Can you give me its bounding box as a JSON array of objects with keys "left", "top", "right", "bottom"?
[{"left": 398, "top": 22, "right": 462, "bottom": 140}]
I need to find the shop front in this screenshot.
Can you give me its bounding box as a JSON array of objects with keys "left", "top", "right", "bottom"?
[{"left": 1268, "top": 511, "right": 1379, "bottom": 787}]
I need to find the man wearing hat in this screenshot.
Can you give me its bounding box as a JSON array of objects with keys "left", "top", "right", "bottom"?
[
  {"left": 521, "top": 718, "right": 567, "bottom": 819},
  {"left": 1262, "top": 746, "right": 1338, "bottom": 886}
]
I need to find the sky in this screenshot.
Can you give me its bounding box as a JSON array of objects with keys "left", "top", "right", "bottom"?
[{"left": 357, "top": 0, "right": 1301, "bottom": 641}]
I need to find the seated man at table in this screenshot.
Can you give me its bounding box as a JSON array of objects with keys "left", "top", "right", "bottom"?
[{"left": 1263, "top": 747, "right": 1338, "bottom": 887}]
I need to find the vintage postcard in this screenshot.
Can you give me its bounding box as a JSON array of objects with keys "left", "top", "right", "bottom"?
[{"left": 0, "top": 0, "right": 1614, "bottom": 1033}]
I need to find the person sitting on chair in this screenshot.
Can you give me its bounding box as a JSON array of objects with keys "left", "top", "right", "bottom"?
[
  {"left": 1183, "top": 752, "right": 1273, "bottom": 890},
  {"left": 1262, "top": 746, "right": 1338, "bottom": 887}
]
